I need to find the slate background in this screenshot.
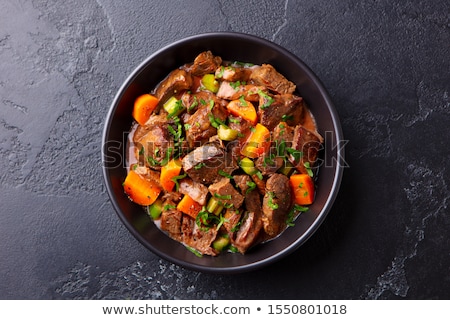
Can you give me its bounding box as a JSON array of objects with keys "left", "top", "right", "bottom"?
[{"left": 0, "top": 0, "right": 448, "bottom": 299}]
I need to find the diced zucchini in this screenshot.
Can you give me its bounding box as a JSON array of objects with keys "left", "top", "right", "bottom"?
[
  {"left": 217, "top": 124, "right": 238, "bottom": 141},
  {"left": 278, "top": 163, "right": 295, "bottom": 176},
  {"left": 206, "top": 197, "right": 224, "bottom": 216},
  {"left": 147, "top": 198, "right": 163, "bottom": 220},
  {"left": 239, "top": 157, "right": 257, "bottom": 175},
  {"left": 212, "top": 235, "right": 230, "bottom": 252},
  {"left": 163, "top": 96, "right": 185, "bottom": 117},
  {"left": 201, "top": 74, "right": 220, "bottom": 93}
]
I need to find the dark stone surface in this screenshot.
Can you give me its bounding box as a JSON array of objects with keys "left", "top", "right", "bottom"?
[{"left": 0, "top": 0, "right": 448, "bottom": 299}]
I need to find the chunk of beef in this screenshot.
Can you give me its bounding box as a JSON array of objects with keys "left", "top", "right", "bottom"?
[
  {"left": 215, "top": 65, "right": 253, "bottom": 82},
  {"left": 160, "top": 207, "right": 183, "bottom": 242},
  {"left": 232, "top": 190, "right": 263, "bottom": 253},
  {"left": 134, "top": 114, "right": 174, "bottom": 169},
  {"left": 182, "top": 215, "right": 218, "bottom": 256},
  {"left": 223, "top": 208, "right": 242, "bottom": 235},
  {"left": 216, "top": 81, "right": 265, "bottom": 102},
  {"left": 249, "top": 64, "right": 296, "bottom": 94},
  {"left": 259, "top": 94, "right": 305, "bottom": 130},
  {"left": 180, "top": 91, "right": 227, "bottom": 115},
  {"left": 182, "top": 142, "right": 236, "bottom": 185},
  {"left": 233, "top": 174, "right": 252, "bottom": 195},
  {"left": 185, "top": 103, "right": 228, "bottom": 148},
  {"left": 178, "top": 178, "right": 209, "bottom": 206},
  {"left": 227, "top": 115, "right": 253, "bottom": 140},
  {"left": 187, "top": 51, "right": 222, "bottom": 76},
  {"left": 273, "top": 121, "right": 295, "bottom": 145},
  {"left": 288, "top": 125, "right": 324, "bottom": 174},
  {"left": 251, "top": 173, "right": 266, "bottom": 195},
  {"left": 262, "top": 173, "right": 292, "bottom": 238},
  {"left": 208, "top": 178, "right": 244, "bottom": 209},
  {"left": 255, "top": 154, "right": 284, "bottom": 176},
  {"left": 154, "top": 69, "right": 193, "bottom": 104}
]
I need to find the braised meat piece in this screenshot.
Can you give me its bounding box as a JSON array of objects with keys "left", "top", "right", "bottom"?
[
  {"left": 251, "top": 173, "right": 266, "bottom": 195},
  {"left": 178, "top": 177, "right": 209, "bottom": 206},
  {"left": 185, "top": 103, "right": 228, "bottom": 148},
  {"left": 288, "top": 125, "right": 324, "bottom": 174},
  {"left": 259, "top": 94, "right": 305, "bottom": 130},
  {"left": 215, "top": 65, "right": 253, "bottom": 82},
  {"left": 255, "top": 155, "right": 284, "bottom": 176},
  {"left": 262, "top": 173, "right": 292, "bottom": 238},
  {"left": 232, "top": 190, "right": 263, "bottom": 253},
  {"left": 216, "top": 81, "right": 264, "bottom": 102},
  {"left": 134, "top": 114, "right": 174, "bottom": 169},
  {"left": 154, "top": 69, "right": 192, "bottom": 104},
  {"left": 273, "top": 121, "right": 295, "bottom": 145},
  {"left": 182, "top": 215, "right": 218, "bottom": 256},
  {"left": 182, "top": 142, "right": 236, "bottom": 185},
  {"left": 180, "top": 90, "right": 227, "bottom": 115},
  {"left": 228, "top": 115, "right": 252, "bottom": 140},
  {"left": 223, "top": 208, "right": 242, "bottom": 235},
  {"left": 250, "top": 64, "right": 296, "bottom": 94},
  {"left": 208, "top": 178, "right": 245, "bottom": 209},
  {"left": 160, "top": 207, "right": 183, "bottom": 242},
  {"left": 233, "top": 174, "right": 252, "bottom": 195},
  {"left": 187, "top": 51, "right": 222, "bottom": 76}
]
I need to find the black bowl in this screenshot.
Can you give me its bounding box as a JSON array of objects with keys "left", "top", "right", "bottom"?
[{"left": 102, "top": 32, "right": 344, "bottom": 274}]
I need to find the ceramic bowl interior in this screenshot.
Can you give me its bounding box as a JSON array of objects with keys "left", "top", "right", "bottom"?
[{"left": 102, "top": 32, "right": 344, "bottom": 274}]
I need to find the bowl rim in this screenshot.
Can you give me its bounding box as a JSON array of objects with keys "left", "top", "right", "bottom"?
[{"left": 102, "top": 31, "right": 345, "bottom": 273}]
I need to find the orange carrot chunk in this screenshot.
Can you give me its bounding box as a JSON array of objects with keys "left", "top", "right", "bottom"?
[
  {"left": 123, "top": 170, "right": 162, "bottom": 206},
  {"left": 160, "top": 158, "right": 183, "bottom": 192},
  {"left": 240, "top": 123, "right": 270, "bottom": 158},
  {"left": 226, "top": 98, "right": 257, "bottom": 125},
  {"left": 177, "top": 194, "right": 203, "bottom": 219},
  {"left": 289, "top": 174, "right": 315, "bottom": 205},
  {"left": 132, "top": 93, "right": 159, "bottom": 126}
]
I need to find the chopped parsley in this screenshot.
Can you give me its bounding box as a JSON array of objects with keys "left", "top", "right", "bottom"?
[
  {"left": 304, "top": 162, "right": 314, "bottom": 177},
  {"left": 214, "top": 193, "right": 232, "bottom": 200},
  {"left": 246, "top": 181, "right": 256, "bottom": 194},
  {"left": 194, "top": 162, "right": 206, "bottom": 170},
  {"left": 170, "top": 173, "right": 187, "bottom": 192},
  {"left": 267, "top": 191, "right": 279, "bottom": 210},
  {"left": 257, "top": 89, "right": 274, "bottom": 109},
  {"left": 218, "top": 170, "right": 233, "bottom": 179}
]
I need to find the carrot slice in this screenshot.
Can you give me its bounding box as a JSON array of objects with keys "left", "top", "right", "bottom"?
[
  {"left": 177, "top": 194, "right": 203, "bottom": 218},
  {"left": 240, "top": 123, "right": 271, "bottom": 158},
  {"left": 123, "top": 170, "right": 162, "bottom": 206},
  {"left": 289, "top": 174, "right": 315, "bottom": 205},
  {"left": 132, "top": 94, "right": 159, "bottom": 126},
  {"left": 160, "top": 158, "right": 183, "bottom": 192},
  {"left": 226, "top": 99, "right": 257, "bottom": 125}
]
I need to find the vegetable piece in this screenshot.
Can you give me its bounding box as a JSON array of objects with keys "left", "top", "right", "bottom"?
[
  {"left": 177, "top": 194, "right": 203, "bottom": 218},
  {"left": 240, "top": 123, "right": 271, "bottom": 158},
  {"left": 163, "top": 96, "right": 185, "bottom": 117},
  {"left": 132, "top": 94, "right": 159, "bottom": 126},
  {"left": 289, "top": 174, "right": 315, "bottom": 205},
  {"left": 226, "top": 99, "right": 257, "bottom": 125},
  {"left": 206, "top": 197, "right": 224, "bottom": 216},
  {"left": 239, "top": 157, "right": 258, "bottom": 175},
  {"left": 217, "top": 124, "right": 238, "bottom": 141},
  {"left": 201, "top": 74, "right": 220, "bottom": 93},
  {"left": 147, "top": 198, "right": 163, "bottom": 220},
  {"left": 160, "top": 158, "right": 183, "bottom": 192},
  {"left": 123, "top": 170, "right": 162, "bottom": 206},
  {"left": 278, "top": 162, "right": 295, "bottom": 176},
  {"left": 212, "top": 235, "right": 230, "bottom": 252}
]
